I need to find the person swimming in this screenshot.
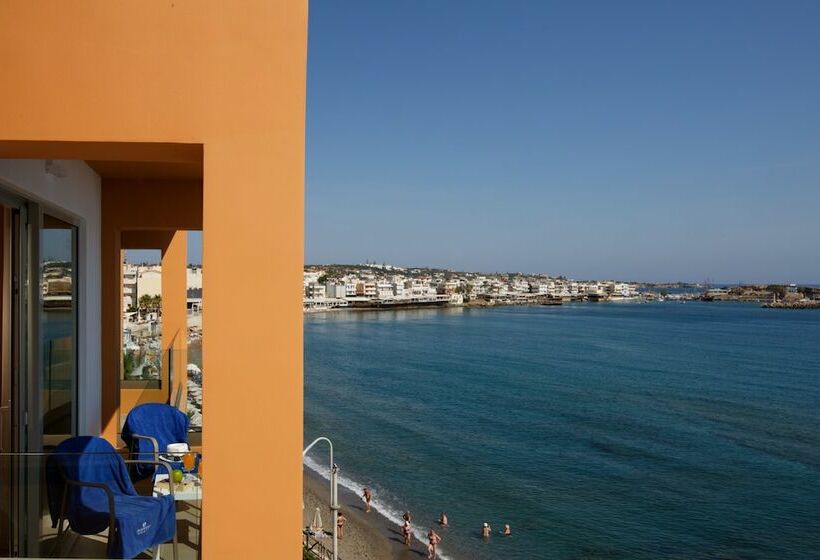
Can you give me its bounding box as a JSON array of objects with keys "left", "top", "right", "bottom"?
[
  {"left": 438, "top": 512, "right": 448, "bottom": 527},
  {"left": 481, "top": 522, "right": 492, "bottom": 538},
  {"left": 503, "top": 523, "right": 511, "bottom": 536}
]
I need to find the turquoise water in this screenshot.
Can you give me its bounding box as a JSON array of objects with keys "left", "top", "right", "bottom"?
[{"left": 304, "top": 303, "right": 820, "bottom": 559}]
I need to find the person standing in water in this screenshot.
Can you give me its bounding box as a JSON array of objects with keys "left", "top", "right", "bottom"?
[
  {"left": 481, "top": 522, "right": 492, "bottom": 539},
  {"left": 337, "top": 511, "right": 347, "bottom": 540},
  {"left": 438, "top": 512, "right": 448, "bottom": 527},
  {"left": 362, "top": 487, "right": 372, "bottom": 513},
  {"left": 402, "top": 519, "right": 412, "bottom": 546},
  {"left": 503, "top": 524, "right": 512, "bottom": 536},
  {"left": 427, "top": 528, "right": 442, "bottom": 559}
]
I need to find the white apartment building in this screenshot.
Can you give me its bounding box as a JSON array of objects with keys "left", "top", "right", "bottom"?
[
  {"left": 405, "top": 279, "right": 427, "bottom": 296},
  {"left": 376, "top": 282, "right": 394, "bottom": 299},
  {"left": 532, "top": 283, "right": 550, "bottom": 295},
  {"left": 136, "top": 268, "right": 162, "bottom": 300},
  {"left": 613, "top": 282, "right": 639, "bottom": 298},
  {"left": 123, "top": 264, "right": 138, "bottom": 308},
  {"left": 511, "top": 280, "right": 530, "bottom": 293},
  {"left": 187, "top": 266, "right": 203, "bottom": 290},
  {"left": 305, "top": 282, "right": 326, "bottom": 299}
]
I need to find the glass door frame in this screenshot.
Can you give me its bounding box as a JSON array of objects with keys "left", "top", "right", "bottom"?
[
  {"left": 38, "top": 209, "right": 80, "bottom": 446},
  {"left": 0, "top": 179, "right": 82, "bottom": 556},
  {"left": 27, "top": 201, "right": 81, "bottom": 556},
  {"left": 0, "top": 184, "right": 29, "bottom": 557}
]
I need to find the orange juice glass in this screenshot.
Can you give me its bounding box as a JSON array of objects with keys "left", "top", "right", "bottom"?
[{"left": 183, "top": 452, "right": 196, "bottom": 472}]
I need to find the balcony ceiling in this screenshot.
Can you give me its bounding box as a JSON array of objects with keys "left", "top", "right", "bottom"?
[{"left": 0, "top": 140, "right": 202, "bottom": 181}]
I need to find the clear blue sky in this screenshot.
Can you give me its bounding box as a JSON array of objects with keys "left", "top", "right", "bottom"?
[{"left": 305, "top": 0, "right": 820, "bottom": 283}]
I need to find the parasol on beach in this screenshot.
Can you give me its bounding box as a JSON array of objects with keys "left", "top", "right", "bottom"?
[{"left": 311, "top": 507, "right": 324, "bottom": 535}]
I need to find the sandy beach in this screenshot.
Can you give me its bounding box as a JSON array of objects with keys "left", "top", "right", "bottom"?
[{"left": 303, "top": 468, "right": 434, "bottom": 560}]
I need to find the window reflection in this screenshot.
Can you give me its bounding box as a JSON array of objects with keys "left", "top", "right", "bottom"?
[{"left": 41, "top": 214, "right": 77, "bottom": 440}]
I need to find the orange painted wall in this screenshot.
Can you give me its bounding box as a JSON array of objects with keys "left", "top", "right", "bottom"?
[
  {"left": 0, "top": 2, "right": 307, "bottom": 558},
  {"left": 159, "top": 232, "right": 189, "bottom": 419}
]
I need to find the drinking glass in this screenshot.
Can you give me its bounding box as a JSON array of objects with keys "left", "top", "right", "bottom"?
[{"left": 183, "top": 451, "right": 196, "bottom": 472}]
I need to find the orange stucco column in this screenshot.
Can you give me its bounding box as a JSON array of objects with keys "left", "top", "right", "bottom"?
[
  {"left": 202, "top": 144, "right": 304, "bottom": 557},
  {"left": 161, "top": 231, "right": 188, "bottom": 413},
  {"left": 100, "top": 212, "right": 122, "bottom": 443}
]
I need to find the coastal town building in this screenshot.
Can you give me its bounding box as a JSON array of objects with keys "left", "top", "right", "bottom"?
[
  {"left": 136, "top": 267, "right": 162, "bottom": 300},
  {"left": 325, "top": 283, "right": 347, "bottom": 299},
  {"left": 376, "top": 281, "right": 394, "bottom": 299},
  {"left": 301, "top": 263, "right": 662, "bottom": 310},
  {"left": 357, "top": 281, "right": 378, "bottom": 298},
  {"left": 306, "top": 282, "right": 327, "bottom": 299},
  {"left": 123, "top": 264, "right": 138, "bottom": 308},
  {"left": 187, "top": 266, "right": 203, "bottom": 291}
]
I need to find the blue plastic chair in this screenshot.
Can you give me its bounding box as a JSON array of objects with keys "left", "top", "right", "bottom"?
[
  {"left": 121, "top": 403, "right": 193, "bottom": 480},
  {"left": 47, "top": 436, "right": 178, "bottom": 559}
]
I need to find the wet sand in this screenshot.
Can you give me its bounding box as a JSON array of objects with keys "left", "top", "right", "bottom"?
[{"left": 303, "top": 468, "right": 432, "bottom": 560}]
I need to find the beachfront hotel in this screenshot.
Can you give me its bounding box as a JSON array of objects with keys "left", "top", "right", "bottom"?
[{"left": 0, "top": 2, "right": 306, "bottom": 558}]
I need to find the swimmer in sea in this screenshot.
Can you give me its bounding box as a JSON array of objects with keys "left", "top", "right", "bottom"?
[
  {"left": 481, "top": 522, "right": 492, "bottom": 539},
  {"left": 438, "top": 512, "right": 448, "bottom": 527},
  {"left": 503, "top": 523, "right": 511, "bottom": 536}
]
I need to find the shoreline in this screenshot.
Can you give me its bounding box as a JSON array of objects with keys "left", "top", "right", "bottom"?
[
  {"left": 303, "top": 467, "right": 434, "bottom": 560},
  {"left": 304, "top": 297, "right": 820, "bottom": 315},
  {"left": 304, "top": 298, "right": 659, "bottom": 315}
]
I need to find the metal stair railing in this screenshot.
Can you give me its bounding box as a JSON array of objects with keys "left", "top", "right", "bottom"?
[{"left": 303, "top": 530, "right": 339, "bottom": 560}]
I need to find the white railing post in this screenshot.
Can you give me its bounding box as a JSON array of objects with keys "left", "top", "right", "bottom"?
[
  {"left": 303, "top": 437, "right": 338, "bottom": 560},
  {"left": 330, "top": 464, "right": 339, "bottom": 560}
]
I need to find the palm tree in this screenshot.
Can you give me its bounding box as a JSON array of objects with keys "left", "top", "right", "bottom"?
[
  {"left": 137, "top": 294, "right": 162, "bottom": 318},
  {"left": 138, "top": 294, "right": 154, "bottom": 310}
]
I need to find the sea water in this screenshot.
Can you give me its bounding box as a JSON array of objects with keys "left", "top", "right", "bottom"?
[{"left": 304, "top": 302, "right": 820, "bottom": 559}]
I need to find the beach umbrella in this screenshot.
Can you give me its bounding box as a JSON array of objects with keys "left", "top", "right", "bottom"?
[{"left": 311, "top": 507, "right": 324, "bottom": 535}]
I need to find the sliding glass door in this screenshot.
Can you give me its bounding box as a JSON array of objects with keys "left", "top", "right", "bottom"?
[
  {"left": 39, "top": 214, "right": 77, "bottom": 445},
  {"left": 0, "top": 186, "right": 80, "bottom": 556}
]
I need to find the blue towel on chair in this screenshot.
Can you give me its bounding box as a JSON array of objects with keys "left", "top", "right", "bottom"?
[
  {"left": 47, "top": 436, "right": 176, "bottom": 559},
  {"left": 121, "top": 403, "right": 190, "bottom": 480}
]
